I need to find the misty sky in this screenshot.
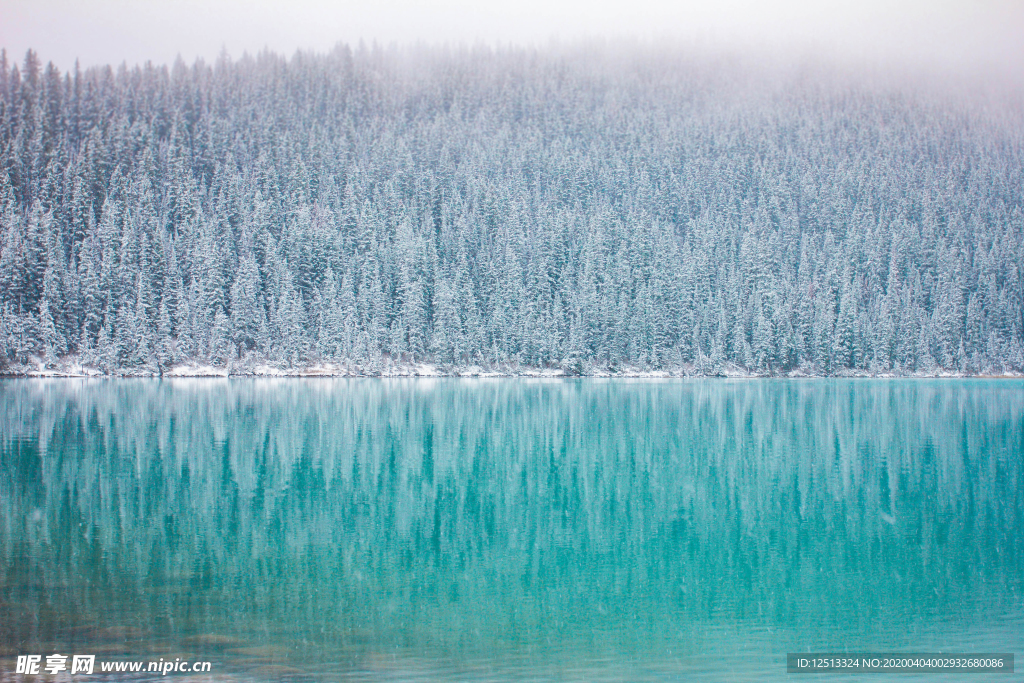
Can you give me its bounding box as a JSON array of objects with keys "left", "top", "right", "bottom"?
[{"left": 1, "top": 0, "right": 1023, "bottom": 76}]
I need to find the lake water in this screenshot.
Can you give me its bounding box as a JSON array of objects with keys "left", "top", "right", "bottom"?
[{"left": 1, "top": 379, "right": 1021, "bottom": 682}]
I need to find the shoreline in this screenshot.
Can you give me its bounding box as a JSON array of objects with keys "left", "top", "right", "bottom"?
[{"left": 3, "top": 357, "right": 1022, "bottom": 380}]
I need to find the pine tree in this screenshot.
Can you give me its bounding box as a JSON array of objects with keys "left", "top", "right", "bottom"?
[{"left": 231, "top": 241, "right": 265, "bottom": 356}]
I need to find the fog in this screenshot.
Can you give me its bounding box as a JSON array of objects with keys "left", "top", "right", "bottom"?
[{"left": 2, "top": 0, "right": 1022, "bottom": 82}]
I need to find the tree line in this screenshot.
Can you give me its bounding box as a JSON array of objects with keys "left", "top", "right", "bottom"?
[{"left": 0, "top": 45, "right": 1022, "bottom": 374}]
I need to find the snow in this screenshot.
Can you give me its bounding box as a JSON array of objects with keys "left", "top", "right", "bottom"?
[{"left": 5, "top": 356, "right": 1022, "bottom": 380}]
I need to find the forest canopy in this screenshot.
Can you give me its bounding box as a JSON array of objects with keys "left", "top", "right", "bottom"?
[{"left": 0, "top": 45, "right": 1022, "bottom": 375}]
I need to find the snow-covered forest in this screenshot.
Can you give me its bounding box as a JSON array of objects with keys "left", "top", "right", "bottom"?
[{"left": 0, "top": 45, "right": 1022, "bottom": 376}]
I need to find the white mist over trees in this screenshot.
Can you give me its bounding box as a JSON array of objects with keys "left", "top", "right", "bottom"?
[{"left": 0, "top": 45, "right": 1022, "bottom": 375}]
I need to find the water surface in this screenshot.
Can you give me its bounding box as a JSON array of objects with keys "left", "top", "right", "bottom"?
[{"left": 1, "top": 379, "right": 1021, "bottom": 681}]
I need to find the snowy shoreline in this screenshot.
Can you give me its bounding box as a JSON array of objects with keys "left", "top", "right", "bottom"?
[{"left": 3, "top": 356, "right": 1021, "bottom": 380}]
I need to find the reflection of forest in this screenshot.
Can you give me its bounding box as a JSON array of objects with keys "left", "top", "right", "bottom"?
[{"left": 1, "top": 379, "right": 1021, "bottom": 658}]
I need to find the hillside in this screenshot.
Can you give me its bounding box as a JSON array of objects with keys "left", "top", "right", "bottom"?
[{"left": 1, "top": 45, "right": 1022, "bottom": 376}]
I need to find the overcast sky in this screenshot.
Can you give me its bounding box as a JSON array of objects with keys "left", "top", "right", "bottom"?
[{"left": 1, "top": 0, "right": 1023, "bottom": 78}]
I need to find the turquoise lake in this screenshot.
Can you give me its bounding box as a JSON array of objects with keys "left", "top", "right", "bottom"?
[{"left": 1, "top": 379, "right": 1021, "bottom": 681}]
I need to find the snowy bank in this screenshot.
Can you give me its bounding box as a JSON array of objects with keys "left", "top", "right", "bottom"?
[{"left": 3, "top": 355, "right": 1022, "bottom": 380}]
